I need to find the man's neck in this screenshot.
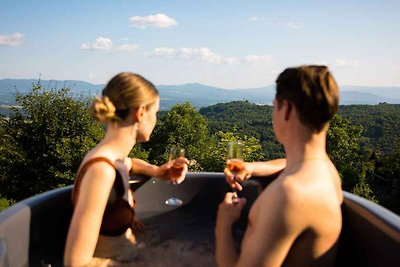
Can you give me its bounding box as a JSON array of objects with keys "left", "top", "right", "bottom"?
[{"left": 283, "top": 129, "right": 328, "bottom": 168}]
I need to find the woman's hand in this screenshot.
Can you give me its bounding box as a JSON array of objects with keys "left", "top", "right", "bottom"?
[
  {"left": 156, "top": 157, "right": 189, "bottom": 184},
  {"left": 224, "top": 162, "right": 253, "bottom": 191}
]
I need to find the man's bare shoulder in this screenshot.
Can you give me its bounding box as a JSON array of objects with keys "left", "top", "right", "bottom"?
[
  {"left": 277, "top": 161, "right": 341, "bottom": 200},
  {"left": 257, "top": 172, "right": 309, "bottom": 206},
  {"left": 250, "top": 174, "right": 308, "bottom": 222},
  {"left": 250, "top": 168, "right": 340, "bottom": 224}
]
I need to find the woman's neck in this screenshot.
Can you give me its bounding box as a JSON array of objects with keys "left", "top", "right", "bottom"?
[{"left": 98, "top": 123, "right": 137, "bottom": 160}]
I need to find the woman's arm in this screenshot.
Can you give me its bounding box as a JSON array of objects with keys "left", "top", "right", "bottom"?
[
  {"left": 130, "top": 158, "right": 160, "bottom": 177},
  {"left": 130, "top": 157, "right": 189, "bottom": 184},
  {"left": 64, "top": 163, "right": 116, "bottom": 267}
]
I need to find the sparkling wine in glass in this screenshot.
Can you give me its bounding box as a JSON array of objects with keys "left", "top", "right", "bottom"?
[
  {"left": 165, "top": 146, "right": 185, "bottom": 206},
  {"left": 226, "top": 142, "right": 244, "bottom": 203}
]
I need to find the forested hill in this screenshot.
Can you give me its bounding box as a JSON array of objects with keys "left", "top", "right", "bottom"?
[
  {"left": 199, "top": 101, "right": 280, "bottom": 158},
  {"left": 199, "top": 101, "right": 400, "bottom": 156},
  {"left": 1, "top": 79, "right": 400, "bottom": 108},
  {"left": 339, "top": 104, "right": 400, "bottom": 155}
]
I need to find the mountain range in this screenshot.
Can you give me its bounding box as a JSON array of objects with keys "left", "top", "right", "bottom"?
[{"left": 1, "top": 78, "right": 400, "bottom": 110}]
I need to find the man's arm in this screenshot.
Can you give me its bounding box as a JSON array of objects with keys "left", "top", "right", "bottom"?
[
  {"left": 225, "top": 159, "right": 286, "bottom": 191},
  {"left": 216, "top": 182, "right": 305, "bottom": 267},
  {"left": 215, "top": 193, "right": 247, "bottom": 267},
  {"left": 247, "top": 158, "right": 286, "bottom": 177}
]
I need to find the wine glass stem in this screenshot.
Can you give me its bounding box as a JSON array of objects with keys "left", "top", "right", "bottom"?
[
  {"left": 172, "top": 181, "right": 179, "bottom": 198},
  {"left": 173, "top": 184, "right": 177, "bottom": 198},
  {"left": 232, "top": 175, "right": 239, "bottom": 200}
]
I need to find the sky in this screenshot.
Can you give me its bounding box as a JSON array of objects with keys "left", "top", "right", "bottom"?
[{"left": 1, "top": 0, "right": 399, "bottom": 89}]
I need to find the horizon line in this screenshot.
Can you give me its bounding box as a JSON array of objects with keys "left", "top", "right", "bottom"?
[{"left": 1, "top": 78, "right": 400, "bottom": 90}]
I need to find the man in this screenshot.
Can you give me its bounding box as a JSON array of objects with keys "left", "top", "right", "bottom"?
[{"left": 216, "top": 65, "right": 343, "bottom": 267}]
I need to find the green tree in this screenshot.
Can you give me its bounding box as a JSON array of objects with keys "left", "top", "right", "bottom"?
[
  {"left": 0, "top": 81, "right": 104, "bottom": 200},
  {"left": 144, "top": 102, "right": 212, "bottom": 170},
  {"left": 327, "top": 114, "right": 377, "bottom": 201},
  {"left": 200, "top": 101, "right": 283, "bottom": 160},
  {"left": 376, "top": 143, "right": 400, "bottom": 181},
  {"left": 352, "top": 181, "right": 379, "bottom": 203},
  {"left": 327, "top": 115, "right": 363, "bottom": 171},
  {"left": 0, "top": 195, "right": 15, "bottom": 212},
  {"left": 203, "top": 129, "right": 265, "bottom": 172},
  {"left": 339, "top": 103, "right": 400, "bottom": 155},
  {"left": 128, "top": 143, "right": 149, "bottom": 161}
]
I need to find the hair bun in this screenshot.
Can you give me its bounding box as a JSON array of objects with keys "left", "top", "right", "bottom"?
[{"left": 91, "top": 96, "right": 117, "bottom": 123}]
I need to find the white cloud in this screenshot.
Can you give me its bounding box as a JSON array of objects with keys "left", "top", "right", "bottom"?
[
  {"left": 80, "top": 37, "right": 139, "bottom": 53},
  {"left": 115, "top": 44, "right": 139, "bottom": 52},
  {"left": 88, "top": 72, "right": 96, "bottom": 80},
  {"left": 267, "top": 18, "right": 303, "bottom": 29},
  {"left": 249, "top": 16, "right": 259, "bottom": 21},
  {"left": 224, "top": 57, "right": 240, "bottom": 64},
  {"left": 333, "top": 59, "right": 359, "bottom": 68},
  {"left": 81, "top": 37, "right": 113, "bottom": 50},
  {"left": 244, "top": 55, "right": 272, "bottom": 63},
  {"left": 130, "top": 14, "right": 178, "bottom": 29},
  {"left": 286, "top": 22, "right": 302, "bottom": 29},
  {"left": 181, "top": 47, "right": 224, "bottom": 64},
  {"left": 150, "top": 47, "right": 239, "bottom": 64},
  {"left": 0, "top": 32, "right": 24, "bottom": 46},
  {"left": 153, "top": 47, "right": 177, "bottom": 57},
  {"left": 150, "top": 47, "right": 276, "bottom": 65},
  {"left": 191, "top": 48, "right": 239, "bottom": 64}
]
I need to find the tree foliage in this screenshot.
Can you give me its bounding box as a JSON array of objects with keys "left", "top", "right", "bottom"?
[
  {"left": 201, "top": 101, "right": 384, "bottom": 203},
  {"left": 327, "top": 115, "right": 363, "bottom": 170},
  {"left": 1, "top": 86, "right": 399, "bottom": 213},
  {"left": 200, "top": 101, "right": 284, "bottom": 160},
  {"left": 0, "top": 81, "right": 104, "bottom": 200},
  {"left": 327, "top": 115, "right": 377, "bottom": 201},
  {"left": 202, "top": 129, "right": 265, "bottom": 172},
  {"left": 0, "top": 195, "right": 15, "bottom": 212},
  {"left": 144, "top": 102, "right": 212, "bottom": 170},
  {"left": 339, "top": 103, "right": 400, "bottom": 155}
]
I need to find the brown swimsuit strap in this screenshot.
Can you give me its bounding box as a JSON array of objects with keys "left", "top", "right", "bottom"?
[
  {"left": 72, "top": 157, "right": 143, "bottom": 235},
  {"left": 72, "top": 157, "right": 124, "bottom": 206}
]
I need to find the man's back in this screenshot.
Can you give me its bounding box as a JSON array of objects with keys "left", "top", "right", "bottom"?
[
  {"left": 215, "top": 65, "right": 343, "bottom": 267},
  {"left": 246, "top": 159, "right": 343, "bottom": 267}
]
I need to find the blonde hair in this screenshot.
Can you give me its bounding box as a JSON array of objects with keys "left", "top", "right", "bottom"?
[{"left": 91, "top": 72, "right": 159, "bottom": 123}]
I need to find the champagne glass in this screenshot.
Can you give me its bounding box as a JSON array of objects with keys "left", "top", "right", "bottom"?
[
  {"left": 165, "top": 146, "right": 185, "bottom": 206},
  {"left": 226, "top": 142, "right": 244, "bottom": 203}
]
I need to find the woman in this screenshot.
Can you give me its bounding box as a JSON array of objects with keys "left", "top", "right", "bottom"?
[{"left": 64, "top": 72, "right": 188, "bottom": 266}]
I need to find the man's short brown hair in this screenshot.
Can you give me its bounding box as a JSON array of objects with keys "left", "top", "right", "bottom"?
[{"left": 275, "top": 65, "right": 339, "bottom": 132}]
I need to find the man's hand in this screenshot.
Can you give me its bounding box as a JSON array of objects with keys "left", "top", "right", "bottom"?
[{"left": 216, "top": 192, "right": 247, "bottom": 227}]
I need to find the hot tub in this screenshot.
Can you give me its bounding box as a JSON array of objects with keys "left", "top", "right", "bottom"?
[{"left": 0, "top": 172, "right": 399, "bottom": 266}]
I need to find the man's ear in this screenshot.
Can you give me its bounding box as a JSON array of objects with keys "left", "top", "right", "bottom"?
[{"left": 133, "top": 104, "right": 146, "bottom": 123}]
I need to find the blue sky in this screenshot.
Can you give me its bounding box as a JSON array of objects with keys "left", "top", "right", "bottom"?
[{"left": 1, "top": 0, "right": 399, "bottom": 89}]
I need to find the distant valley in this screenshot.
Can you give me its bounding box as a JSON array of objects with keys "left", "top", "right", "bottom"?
[{"left": 1, "top": 78, "right": 400, "bottom": 110}]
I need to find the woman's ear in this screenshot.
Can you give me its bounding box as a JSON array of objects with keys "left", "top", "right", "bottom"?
[
  {"left": 283, "top": 101, "right": 292, "bottom": 121},
  {"left": 133, "top": 104, "right": 146, "bottom": 123}
]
